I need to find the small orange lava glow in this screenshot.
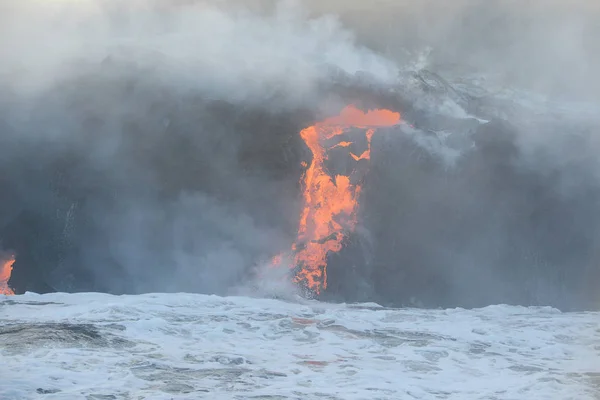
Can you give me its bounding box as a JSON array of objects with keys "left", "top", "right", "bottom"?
[
  {"left": 0, "top": 255, "right": 15, "bottom": 295},
  {"left": 271, "top": 254, "right": 283, "bottom": 266},
  {"left": 275, "top": 105, "right": 400, "bottom": 294}
]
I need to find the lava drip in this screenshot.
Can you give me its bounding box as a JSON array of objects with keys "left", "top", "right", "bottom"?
[
  {"left": 0, "top": 255, "right": 15, "bottom": 295},
  {"left": 276, "top": 105, "right": 401, "bottom": 295}
]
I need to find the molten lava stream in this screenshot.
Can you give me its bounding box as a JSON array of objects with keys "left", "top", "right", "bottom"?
[
  {"left": 275, "top": 105, "right": 400, "bottom": 295},
  {"left": 0, "top": 255, "right": 15, "bottom": 295}
]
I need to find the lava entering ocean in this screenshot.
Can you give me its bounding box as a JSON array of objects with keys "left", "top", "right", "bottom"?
[
  {"left": 0, "top": 255, "right": 15, "bottom": 295},
  {"left": 274, "top": 105, "right": 401, "bottom": 295}
]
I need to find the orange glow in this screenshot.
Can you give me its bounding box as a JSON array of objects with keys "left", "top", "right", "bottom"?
[
  {"left": 271, "top": 254, "right": 282, "bottom": 266},
  {"left": 275, "top": 105, "right": 400, "bottom": 294},
  {"left": 0, "top": 255, "right": 15, "bottom": 296}
]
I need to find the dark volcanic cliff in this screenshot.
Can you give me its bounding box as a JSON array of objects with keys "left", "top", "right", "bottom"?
[{"left": 1, "top": 60, "right": 599, "bottom": 310}]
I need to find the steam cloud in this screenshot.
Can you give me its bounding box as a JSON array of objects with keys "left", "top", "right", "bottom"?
[{"left": 1, "top": 0, "right": 599, "bottom": 309}]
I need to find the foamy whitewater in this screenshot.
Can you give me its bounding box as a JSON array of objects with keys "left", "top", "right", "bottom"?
[{"left": 1, "top": 292, "right": 599, "bottom": 399}]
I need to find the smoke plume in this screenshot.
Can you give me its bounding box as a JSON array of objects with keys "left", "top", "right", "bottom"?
[{"left": 1, "top": 0, "right": 599, "bottom": 310}]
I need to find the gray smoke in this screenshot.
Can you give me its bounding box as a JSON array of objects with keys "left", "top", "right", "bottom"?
[
  {"left": 0, "top": 0, "right": 398, "bottom": 296},
  {"left": 1, "top": 0, "right": 599, "bottom": 309}
]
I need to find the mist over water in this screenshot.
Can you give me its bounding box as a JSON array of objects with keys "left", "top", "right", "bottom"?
[{"left": 1, "top": 0, "right": 599, "bottom": 310}]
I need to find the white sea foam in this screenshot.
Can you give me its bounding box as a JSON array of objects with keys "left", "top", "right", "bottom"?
[{"left": 1, "top": 292, "right": 599, "bottom": 399}]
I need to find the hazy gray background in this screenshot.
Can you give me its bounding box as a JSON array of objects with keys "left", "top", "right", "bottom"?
[{"left": 1, "top": 0, "right": 599, "bottom": 309}]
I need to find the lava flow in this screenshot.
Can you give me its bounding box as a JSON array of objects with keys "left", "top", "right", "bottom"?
[
  {"left": 275, "top": 105, "right": 400, "bottom": 295},
  {"left": 0, "top": 255, "right": 15, "bottom": 295}
]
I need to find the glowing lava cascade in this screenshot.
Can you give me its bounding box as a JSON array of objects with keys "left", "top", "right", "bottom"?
[
  {"left": 275, "top": 105, "right": 401, "bottom": 295},
  {"left": 0, "top": 255, "right": 15, "bottom": 295}
]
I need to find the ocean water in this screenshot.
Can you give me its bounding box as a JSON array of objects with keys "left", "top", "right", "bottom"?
[{"left": 1, "top": 292, "right": 599, "bottom": 399}]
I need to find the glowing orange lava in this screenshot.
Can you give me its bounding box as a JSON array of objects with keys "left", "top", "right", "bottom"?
[
  {"left": 276, "top": 105, "right": 400, "bottom": 294},
  {"left": 0, "top": 255, "right": 15, "bottom": 296}
]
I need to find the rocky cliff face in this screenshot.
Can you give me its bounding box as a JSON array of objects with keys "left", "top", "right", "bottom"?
[
  {"left": 2, "top": 62, "right": 599, "bottom": 310},
  {"left": 2, "top": 1, "right": 600, "bottom": 310}
]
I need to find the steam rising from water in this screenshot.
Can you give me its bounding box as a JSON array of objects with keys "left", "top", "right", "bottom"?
[
  {"left": 1, "top": 0, "right": 399, "bottom": 297},
  {"left": 1, "top": 0, "right": 599, "bottom": 309},
  {"left": 1, "top": 1, "right": 398, "bottom": 104}
]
